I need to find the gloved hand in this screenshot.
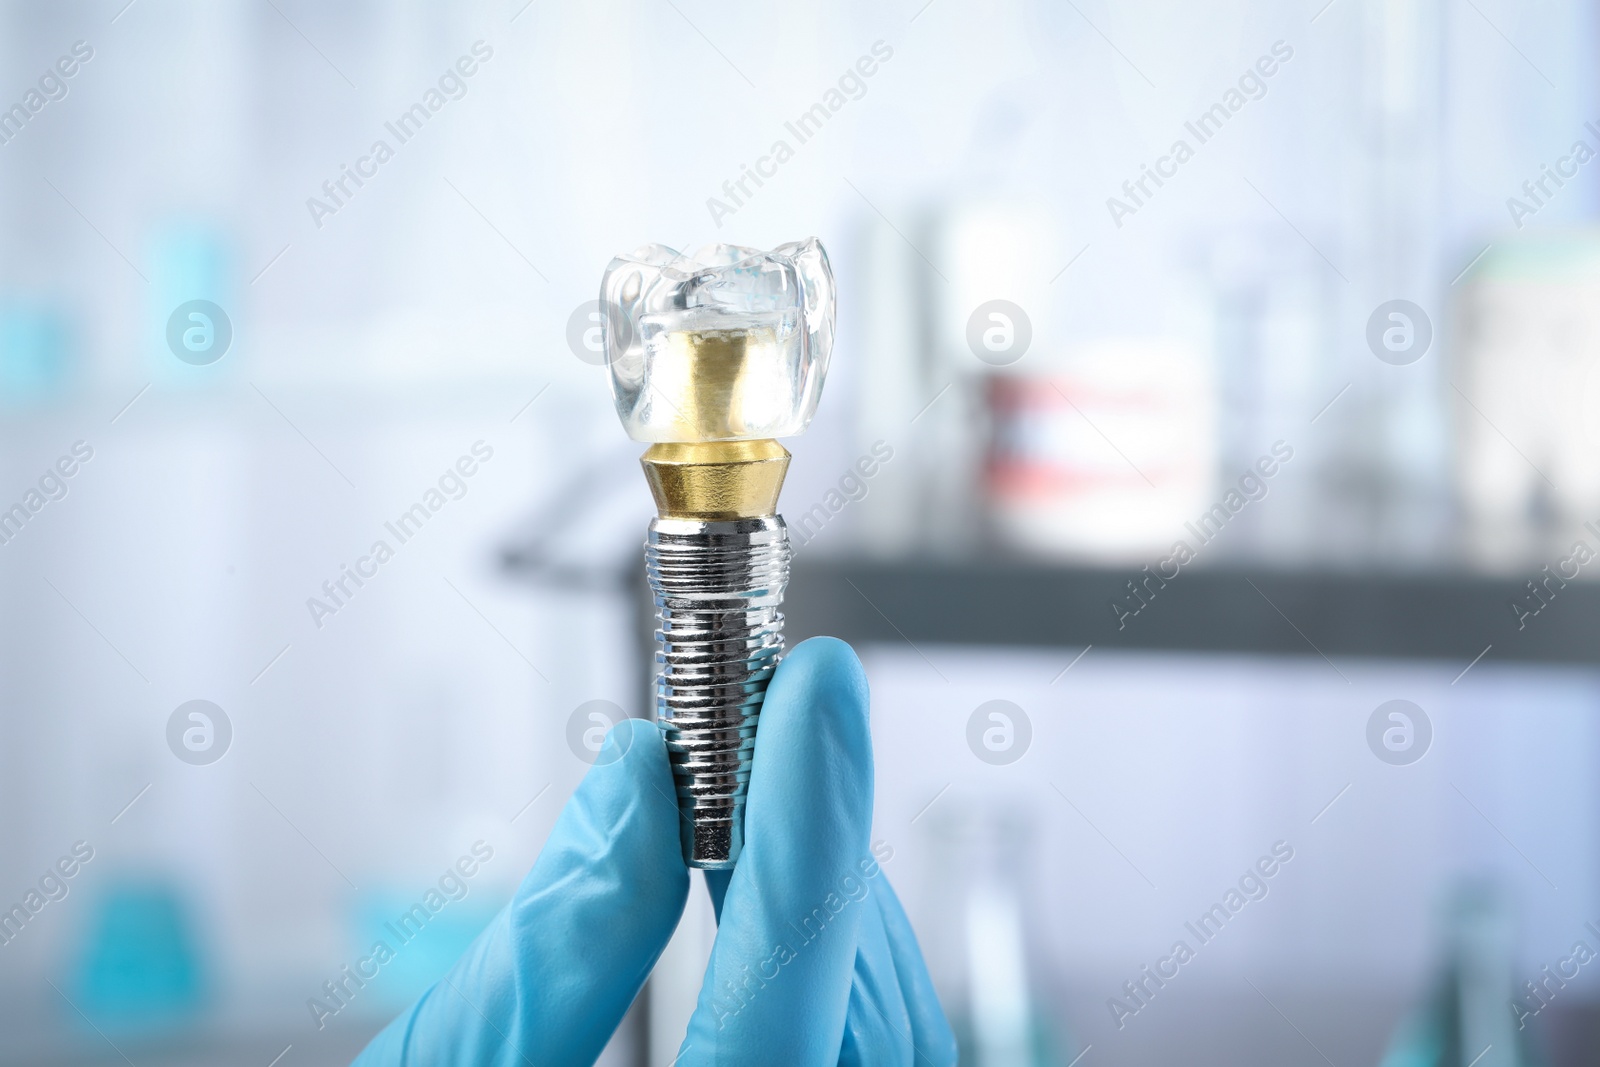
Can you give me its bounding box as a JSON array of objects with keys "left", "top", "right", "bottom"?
[{"left": 353, "top": 637, "right": 957, "bottom": 1066}]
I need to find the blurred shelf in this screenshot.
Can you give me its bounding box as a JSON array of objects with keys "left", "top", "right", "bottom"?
[
  {"left": 780, "top": 559, "right": 1600, "bottom": 666},
  {"left": 502, "top": 546, "right": 1600, "bottom": 667}
]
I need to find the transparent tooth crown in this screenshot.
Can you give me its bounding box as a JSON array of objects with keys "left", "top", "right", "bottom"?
[{"left": 600, "top": 239, "right": 836, "bottom": 442}]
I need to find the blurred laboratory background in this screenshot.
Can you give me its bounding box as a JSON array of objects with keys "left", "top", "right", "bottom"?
[{"left": 2, "top": 0, "right": 1599, "bottom": 1064}]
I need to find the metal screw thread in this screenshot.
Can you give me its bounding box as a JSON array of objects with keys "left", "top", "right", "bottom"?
[{"left": 646, "top": 515, "right": 790, "bottom": 869}]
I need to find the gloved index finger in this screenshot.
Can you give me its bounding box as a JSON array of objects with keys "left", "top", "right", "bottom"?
[
  {"left": 680, "top": 637, "right": 877, "bottom": 1065},
  {"left": 355, "top": 717, "right": 689, "bottom": 1067}
]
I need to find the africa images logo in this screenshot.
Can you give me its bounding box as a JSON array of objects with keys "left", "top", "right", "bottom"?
[
  {"left": 166, "top": 300, "right": 232, "bottom": 365},
  {"left": 966, "top": 700, "right": 1031, "bottom": 765},
  {"left": 1366, "top": 700, "right": 1431, "bottom": 766},
  {"left": 166, "top": 700, "right": 232, "bottom": 766}
]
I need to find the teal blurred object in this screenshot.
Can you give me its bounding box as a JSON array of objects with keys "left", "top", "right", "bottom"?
[
  {"left": 73, "top": 882, "right": 206, "bottom": 1031},
  {"left": 0, "top": 300, "right": 70, "bottom": 406},
  {"left": 1378, "top": 881, "right": 1546, "bottom": 1067},
  {"left": 149, "top": 222, "right": 233, "bottom": 382}
]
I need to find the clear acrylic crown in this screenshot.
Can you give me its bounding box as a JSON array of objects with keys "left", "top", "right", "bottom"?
[{"left": 600, "top": 238, "right": 835, "bottom": 443}]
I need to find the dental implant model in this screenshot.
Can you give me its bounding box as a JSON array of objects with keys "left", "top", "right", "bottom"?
[{"left": 600, "top": 239, "right": 835, "bottom": 869}]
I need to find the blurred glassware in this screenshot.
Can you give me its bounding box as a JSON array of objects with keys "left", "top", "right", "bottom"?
[
  {"left": 1350, "top": 0, "right": 1452, "bottom": 564},
  {"left": 1454, "top": 232, "right": 1600, "bottom": 572},
  {"left": 1377, "top": 880, "right": 1543, "bottom": 1067},
  {"left": 922, "top": 805, "right": 1075, "bottom": 1066},
  {"left": 851, "top": 213, "right": 927, "bottom": 559},
  {"left": 73, "top": 880, "right": 206, "bottom": 1032},
  {"left": 1205, "top": 231, "right": 1329, "bottom": 565}
]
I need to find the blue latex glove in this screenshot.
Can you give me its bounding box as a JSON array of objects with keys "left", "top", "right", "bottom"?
[{"left": 353, "top": 637, "right": 957, "bottom": 1066}]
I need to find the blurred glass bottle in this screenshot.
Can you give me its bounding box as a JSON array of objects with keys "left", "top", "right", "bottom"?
[
  {"left": 1377, "top": 879, "right": 1544, "bottom": 1067},
  {"left": 1348, "top": 0, "right": 1452, "bottom": 565},
  {"left": 923, "top": 804, "right": 1075, "bottom": 1066}
]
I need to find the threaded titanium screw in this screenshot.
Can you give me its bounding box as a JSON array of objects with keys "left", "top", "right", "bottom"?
[{"left": 646, "top": 516, "right": 791, "bottom": 869}]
